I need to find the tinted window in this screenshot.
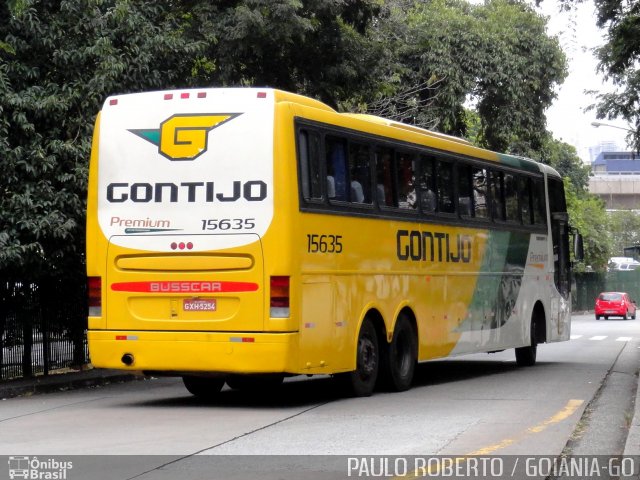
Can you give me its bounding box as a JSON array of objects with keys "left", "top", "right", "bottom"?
[
  {"left": 418, "top": 155, "right": 436, "bottom": 213},
  {"left": 519, "top": 177, "right": 532, "bottom": 224},
  {"left": 396, "top": 152, "right": 417, "bottom": 210},
  {"left": 348, "top": 142, "right": 371, "bottom": 204},
  {"left": 326, "top": 136, "right": 348, "bottom": 201},
  {"left": 532, "top": 178, "right": 547, "bottom": 225},
  {"left": 298, "top": 129, "right": 323, "bottom": 200},
  {"left": 490, "top": 170, "right": 505, "bottom": 221},
  {"left": 458, "top": 164, "right": 473, "bottom": 216},
  {"left": 375, "top": 147, "right": 394, "bottom": 207},
  {"left": 436, "top": 160, "right": 455, "bottom": 214},
  {"left": 504, "top": 173, "right": 519, "bottom": 222}
]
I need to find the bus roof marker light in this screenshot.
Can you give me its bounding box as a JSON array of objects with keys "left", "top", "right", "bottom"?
[
  {"left": 164, "top": 93, "right": 173, "bottom": 100},
  {"left": 181, "top": 93, "right": 190, "bottom": 99},
  {"left": 257, "top": 92, "right": 267, "bottom": 99},
  {"left": 109, "top": 99, "right": 118, "bottom": 106},
  {"left": 197, "top": 92, "right": 207, "bottom": 98}
]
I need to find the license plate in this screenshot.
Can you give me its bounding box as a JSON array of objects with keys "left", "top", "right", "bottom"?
[
  {"left": 606, "top": 310, "right": 616, "bottom": 314},
  {"left": 183, "top": 298, "right": 217, "bottom": 312}
]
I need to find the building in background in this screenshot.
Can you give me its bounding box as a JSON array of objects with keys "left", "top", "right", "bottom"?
[{"left": 589, "top": 143, "right": 640, "bottom": 210}]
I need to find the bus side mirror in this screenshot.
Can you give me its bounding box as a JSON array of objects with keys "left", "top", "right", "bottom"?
[{"left": 573, "top": 232, "right": 584, "bottom": 262}]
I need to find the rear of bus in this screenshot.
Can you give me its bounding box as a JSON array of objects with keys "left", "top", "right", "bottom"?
[{"left": 86, "top": 88, "right": 300, "bottom": 385}]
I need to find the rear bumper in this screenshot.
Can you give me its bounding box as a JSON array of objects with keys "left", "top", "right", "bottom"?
[
  {"left": 88, "top": 330, "right": 299, "bottom": 374},
  {"left": 595, "top": 308, "right": 625, "bottom": 316}
]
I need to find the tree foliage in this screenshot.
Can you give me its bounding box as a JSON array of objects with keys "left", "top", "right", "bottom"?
[
  {"left": 607, "top": 210, "right": 640, "bottom": 258},
  {"left": 0, "top": 0, "right": 572, "bottom": 283},
  {"left": 554, "top": 0, "right": 640, "bottom": 151},
  {"left": 0, "top": 0, "right": 203, "bottom": 278},
  {"left": 564, "top": 179, "right": 611, "bottom": 271},
  {"left": 366, "top": 0, "right": 567, "bottom": 155}
]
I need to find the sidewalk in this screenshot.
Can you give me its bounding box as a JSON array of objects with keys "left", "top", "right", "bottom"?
[{"left": 0, "top": 367, "right": 143, "bottom": 399}]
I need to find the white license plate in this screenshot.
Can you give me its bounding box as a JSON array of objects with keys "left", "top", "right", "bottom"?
[
  {"left": 606, "top": 310, "right": 616, "bottom": 314},
  {"left": 183, "top": 299, "right": 217, "bottom": 312}
]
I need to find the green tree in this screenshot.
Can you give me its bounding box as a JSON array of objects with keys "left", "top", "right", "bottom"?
[
  {"left": 0, "top": 1, "right": 205, "bottom": 277},
  {"left": 553, "top": 0, "right": 640, "bottom": 151},
  {"left": 183, "top": 0, "right": 385, "bottom": 108},
  {"left": 540, "top": 137, "right": 591, "bottom": 192},
  {"left": 564, "top": 179, "right": 611, "bottom": 271},
  {"left": 607, "top": 210, "right": 640, "bottom": 257},
  {"left": 365, "top": 0, "right": 567, "bottom": 155}
]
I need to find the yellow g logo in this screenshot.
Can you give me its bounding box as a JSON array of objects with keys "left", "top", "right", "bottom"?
[{"left": 129, "top": 113, "right": 241, "bottom": 161}]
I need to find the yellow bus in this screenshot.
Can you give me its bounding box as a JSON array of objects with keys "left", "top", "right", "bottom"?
[{"left": 86, "top": 88, "right": 573, "bottom": 398}]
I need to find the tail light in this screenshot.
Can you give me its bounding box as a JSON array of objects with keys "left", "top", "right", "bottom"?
[
  {"left": 270, "top": 276, "right": 290, "bottom": 318},
  {"left": 88, "top": 277, "right": 102, "bottom": 317}
]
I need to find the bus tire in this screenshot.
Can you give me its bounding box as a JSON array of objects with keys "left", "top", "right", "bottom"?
[
  {"left": 380, "top": 314, "right": 417, "bottom": 392},
  {"left": 226, "top": 374, "right": 284, "bottom": 391},
  {"left": 336, "top": 318, "right": 379, "bottom": 397},
  {"left": 182, "top": 376, "right": 224, "bottom": 399},
  {"left": 515, "top": 317, "right": 537, "bottom": 367}
]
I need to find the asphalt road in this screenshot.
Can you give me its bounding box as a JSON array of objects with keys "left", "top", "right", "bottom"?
[{"left": 1, "top": 313, "right": 638, "bottom": 479}]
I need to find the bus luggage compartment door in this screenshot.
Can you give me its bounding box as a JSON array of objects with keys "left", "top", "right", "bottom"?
[{"left": 104, "top": 234, "right": 264, "bottom": 332}]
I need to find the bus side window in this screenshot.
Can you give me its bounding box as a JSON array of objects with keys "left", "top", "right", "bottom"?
[
  {"left": 348, "top": 142, "right": 372, "bottom": 204},
  {"left": 457, "top": 163, "right": 473, "bottom": 216},
  {"left": 375, "top": 147, "right": 394, "bottom": 207},
  {"left": 532, "top": 178, "right": 547, "bottom": 224},
  {"left": 504, "top": 173, "right": 519, "bottom": 222},
  {"left": 326, "top": 136, "right": 348, "bottom": 202},
  {"left": 472, "top": 167, "right": 489, "bottom": 218},
  {"left": 490, "top": 170, "right": 505, "bottom": 221},
  {"left": 418, "top": 155, "right": 436, "bottom": 213},
  {"left": 397, "top": 152, "right": 417, "bottom": 210},
  {"left": 519, "top": 176, "right": 533, "bottom": 224},
  {"left": 298, "top": 129, "right": 323, "bottom": 200},
  {"left": 436, "top": 159, "right": 455, "bottom": 214}
]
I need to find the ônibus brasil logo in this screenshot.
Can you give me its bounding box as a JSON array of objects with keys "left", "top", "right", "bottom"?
[{"left": 129, "top": 113, "right": 241, "bottom": 161}]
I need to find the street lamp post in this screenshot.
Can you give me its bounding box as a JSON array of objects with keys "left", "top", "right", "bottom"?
[{"left": 590, "top": 121, "right": 633, "bottom": 133}]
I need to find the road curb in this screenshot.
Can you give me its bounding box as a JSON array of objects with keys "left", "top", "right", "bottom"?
[
  {"left": 0, "top": 369, "right": 144, "bottom": 399},
  {"left": 623, "top": 369, "right": 640, "bottom": 456}
]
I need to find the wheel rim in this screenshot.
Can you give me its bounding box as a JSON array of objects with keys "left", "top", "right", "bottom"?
[
  {"left": 358, "top": 334, "right": 377, "bottom": 380},
  {"left": 395, "top": 330, "right": 412, "bottom": 377}
]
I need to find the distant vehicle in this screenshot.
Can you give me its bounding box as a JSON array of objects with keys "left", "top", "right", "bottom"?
[
  {"left": 608, "top": 257, "right": 640, "bottom": 271},
  {"left": 595, "top": 292, "right": 637, "bottom": 320}
]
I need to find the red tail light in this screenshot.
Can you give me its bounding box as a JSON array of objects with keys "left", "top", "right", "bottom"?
[
  {"left": 88, "top": 277, "right": 102, "bottom": 317},
  {"left": 270, "top": 276, "right": 290, "bottom": 318}
]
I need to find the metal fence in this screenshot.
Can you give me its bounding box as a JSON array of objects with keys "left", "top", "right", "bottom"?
[
  {"left": 573, "top": 270, "right": 640, "bottom": 312},
  {"left": 0, "top": 279, "right": 88, "bottom": 381},
  {"left": 0, "top": 271, "right": 637, "bottom": 382}
]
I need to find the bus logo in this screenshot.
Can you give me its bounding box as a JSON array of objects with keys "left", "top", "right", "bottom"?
[
  {"left": 8, "top": 457, "right": 29, "bottom": 479},
  {"left": 129, "top": 113, "right": 241, "bottom": 161}
]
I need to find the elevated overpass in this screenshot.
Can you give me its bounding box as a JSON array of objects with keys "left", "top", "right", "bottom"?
[{"left": 589, "top": 173, "right": 640, "bottom": 209}]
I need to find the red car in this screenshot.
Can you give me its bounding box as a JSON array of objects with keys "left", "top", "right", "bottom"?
[{"left": 595, "top": 292, "right": 637, "bottom": 320}]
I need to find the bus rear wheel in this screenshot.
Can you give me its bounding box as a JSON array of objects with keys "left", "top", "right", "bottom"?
[
  {"left": 515, "top": 317, "right": 537, "bottom": 367},
  {"left": 182, "top": 376, "right": 225, "bottom": 399},
  {"left": 336, "top": 318, "right": 379, "bottom": 397},
  {"left": 380, "top": 314, "right": 417, "bottom": 392}
]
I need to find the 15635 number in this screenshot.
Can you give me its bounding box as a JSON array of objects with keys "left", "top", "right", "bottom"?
[
  {"left": 306, "top": 234, "right": 343, "bottom": 253},
  {"left": 201, "top": 218, "right": 255, "bottom": 231}
]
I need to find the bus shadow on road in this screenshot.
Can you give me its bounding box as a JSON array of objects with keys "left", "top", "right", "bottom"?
[{"left": 125, "top": 357, "right": 555, "bottom": 409}]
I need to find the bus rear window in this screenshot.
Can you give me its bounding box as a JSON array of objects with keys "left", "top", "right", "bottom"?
[{"left": 299, "top": 129, "right": 323, "bottom": 200}]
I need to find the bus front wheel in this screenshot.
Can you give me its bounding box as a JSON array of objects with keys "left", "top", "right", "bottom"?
[
  {"left": 336, "top": 318, "right": 379, "bottom": 397},
  {"left": 182, "top": 376, "right": 225, "bottom": 399},
  {"left": 380, "top": 314, "right": 417, "bottom": 392},
  {"left": 515, "top": 317, "right": 537, "bottom": 367}
]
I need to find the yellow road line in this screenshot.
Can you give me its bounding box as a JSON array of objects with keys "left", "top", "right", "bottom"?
[{"left": 396, "top": 399, "right": 584, "bottom": 479}]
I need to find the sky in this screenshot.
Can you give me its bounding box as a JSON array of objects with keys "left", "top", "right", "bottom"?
[{"left": 537, "top": 0, "right": 631, "bottom": 164}]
